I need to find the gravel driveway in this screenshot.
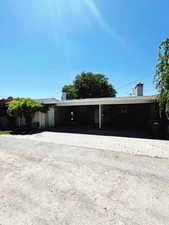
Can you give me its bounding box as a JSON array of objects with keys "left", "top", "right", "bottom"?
[{"left": 0, "top": 132, "right": 169, "bottom": 225}]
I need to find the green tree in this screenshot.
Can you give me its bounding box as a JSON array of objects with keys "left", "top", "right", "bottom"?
[
  {"left": 0, "top": 97, "right": 12, "bottom": 117},
  {"left": 7, "top": 98, "right": 48, "bottom": 127},
  {"left": 62, "top": 72, "right": 116, "bottom": 99},
  {"left": 154, "top": 38, "right": 169, "bottom": 119},
  {"left": 62, "top": 85, "right": 77, "bottom": 100}
]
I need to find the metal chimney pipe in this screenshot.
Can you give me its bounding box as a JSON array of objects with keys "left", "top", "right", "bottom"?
[{"left": 134, "top": 83, "right": 144, "bottom": 96}]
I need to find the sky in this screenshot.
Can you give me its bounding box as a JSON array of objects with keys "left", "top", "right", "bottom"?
[{"left": 0, "top": 0, "right": 169, "bottom": 99}]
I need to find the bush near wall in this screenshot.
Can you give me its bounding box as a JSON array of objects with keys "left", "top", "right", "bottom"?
[{"left": 0, "top": 97, "right": 14, "bottom": 129}]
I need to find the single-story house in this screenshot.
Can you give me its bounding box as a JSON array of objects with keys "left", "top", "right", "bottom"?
[{"left": 16, "top": 84, "right": 157, "bottom": 131}]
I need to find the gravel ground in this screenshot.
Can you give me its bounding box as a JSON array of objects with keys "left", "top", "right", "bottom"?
[
  {"left": 10, "top": 131, "right": 169, "bottom": 158},
  {"left": 0, "top": 133, "right": 169, "bottom": 225}
]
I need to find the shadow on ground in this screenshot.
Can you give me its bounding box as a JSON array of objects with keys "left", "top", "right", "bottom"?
[
  {"left": 46, "top": 127, "right": 166, "bottom": 140},
  {"left": 4, "top": 126, "right": 167, "bottom": 140}
]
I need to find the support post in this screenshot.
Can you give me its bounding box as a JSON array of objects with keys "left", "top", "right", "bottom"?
[
  {"left": 19, "top": 117, "right": 21, "bottom": 128},
  {"left": 99, "top": 104, "right": 102, "bottom": 129}
]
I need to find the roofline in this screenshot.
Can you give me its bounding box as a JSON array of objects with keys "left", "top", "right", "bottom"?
[
  {"left": 56, "top": 96, "right": 155, "bottom": 107},
  {"left": 35, "top": 98, "right": 59, "bottom": 105}
]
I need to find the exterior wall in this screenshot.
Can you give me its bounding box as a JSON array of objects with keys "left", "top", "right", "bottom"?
[
  {"left": 16, "top": 117, "right": 26, "bottom": 127},
  {"left": 32, "top": 112, "right": 46, "bottom": 129},
  {"left": 47, "top": 107, "right": 55, "bottom": 128},
  {"left": 94, "top": 107, "right": 99, "bottom": 125},
  {"left": 33, "top": 107, "right": 55, "bottom": 129},
  {"left": 14, "top": 101, "right": 156, "bottom": 130},
  {"left": 32, "top": 112, "right": 40, "bottom": 125},
  {"left": 16, "top": 106, "right": 55, "bottom": 129}
]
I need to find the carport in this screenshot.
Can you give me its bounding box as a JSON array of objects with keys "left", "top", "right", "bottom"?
[
  {"left": 55, "top": 105, "right": 99, "bottom": 128},
  {"left": 102, "top": 104, "right": 153, "bottom": 129},
  {"left": 55, "top": 96, "right": 155, "bottom": 129}
]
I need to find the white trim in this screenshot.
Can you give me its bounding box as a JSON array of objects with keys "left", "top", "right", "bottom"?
[{"left": 56, "top": 96, "right": 155, "bottom": 107}]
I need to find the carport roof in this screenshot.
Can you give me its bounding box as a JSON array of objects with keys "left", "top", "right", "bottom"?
[
  {"left": 35, "top": 98, "right": 59, "bottom": 104},
  {"left": 56, "top": 96, "right": 155, "bottom": 106}
]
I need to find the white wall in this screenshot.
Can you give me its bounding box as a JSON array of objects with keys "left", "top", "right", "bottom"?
[
  {"left": 33, "top": 107, "right": 55, "bottom": 129},
  {"left": 32, "top": 112, "right": 46, "bottom": 129},
  {"left": 47, "top": 107, "right": 55, "bottom": 128},
  {"left": 16, "top": 117, "right": 26, "bottom": 128},
  {"left": 16, "top": 106, "right": 55, "bottom": 129},
  {"left": 94, "top": 108, "right": 99, "bottom": 124}
]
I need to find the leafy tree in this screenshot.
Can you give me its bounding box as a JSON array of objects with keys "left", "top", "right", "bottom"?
[
  {"left": 62, "top": 72, "right": 116, "bottom": 99},
  {"left": 0, "top": 97, "right": 13, "bottom": 117},
  {"left": 0, "top": 97, "right": 14, "bottom": 128},
  {"left": 7, "top": 98, "right": 48, "bottom": 127},
  {"left": 154, "top": 38, "right": 169, "bottom": 119},
  {"left": 62, "top": 85, "right": 77, "bottom": 100}
]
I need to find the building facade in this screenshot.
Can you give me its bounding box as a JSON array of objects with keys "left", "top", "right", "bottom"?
[{"left": 16, "top": 96, "right": 156, "bottom": 130}]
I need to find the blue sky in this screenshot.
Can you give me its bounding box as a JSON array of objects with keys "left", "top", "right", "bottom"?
[{"left": 0, "top": 0, "right": 169, "bottom": 99}]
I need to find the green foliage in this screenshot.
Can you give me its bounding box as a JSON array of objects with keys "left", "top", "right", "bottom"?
[
  {"left": 62, "top": 72, "right": 116, "bottom": 99},
  {"left": 0, "top": 130, "right": 12, "bottom": 135},
  {"left": 0, "top": 97, "right": 13, "bottom": 117},
  {"left": 7, "top": 98, "right": 48, "bottom": 126},
  {"left": 0, "top": 103, "right": 7, "bottom": 117},
  {"left": 62, "top": 85, "right": 78, "bottom": 100},
  {"left": 156, "top": 90, "right": 169, "bottom": 119},
  {"left": 155, "top": 38, "right": 169, "bottom": 119}
]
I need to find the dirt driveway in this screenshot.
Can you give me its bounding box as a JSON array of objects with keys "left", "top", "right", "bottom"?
[{"left": 0, "top": 132, "right": 169, "bottom": 225}]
